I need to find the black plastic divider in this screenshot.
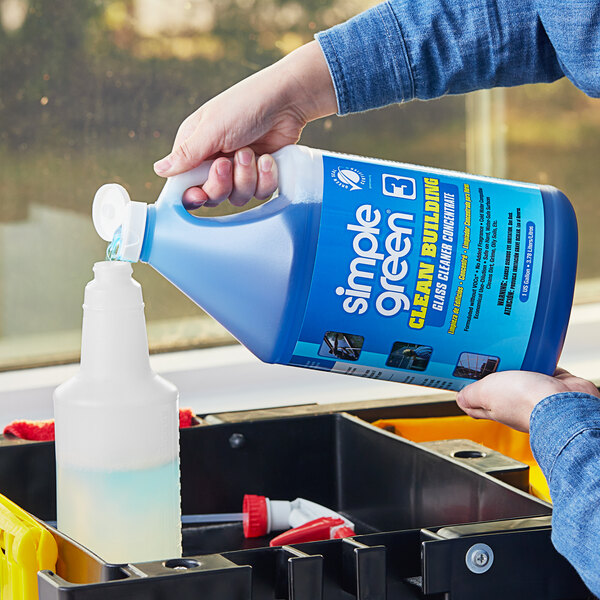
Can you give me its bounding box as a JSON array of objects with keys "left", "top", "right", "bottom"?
[
  {"left": 0, "top": 438, "right": 55, "bottom": 520},
  {"left": 284, "top": 546, "right": 323, "bottom": 600},
  {"left": 220, "top": 547, "right": 287, "bottom": 600},
  {"left": 285, "top": 541, "right": 353, "bottom": 600},
  {"left": 341, "top": 538, "right": 386, "bottom": 600},
  {"left": 355, "top": 529, "right": 422, "bottom": 582},
  {"left": 332, "top": 414, "right": 550, "bottom": 532},
  {"left": 179, "top": 414, "right": 338, "bottom": 518},
  {"left": 280, "top": 537, "right": 424, "bottom": 600},
  {"left": 38, "top": 556, "right": 253, "bottom": 600},
  {"left": 223, "top": 545, "right": 325, "bottom": 600},
  {"left": 420, "top": 525, "right": 588, "bottom": 599}
]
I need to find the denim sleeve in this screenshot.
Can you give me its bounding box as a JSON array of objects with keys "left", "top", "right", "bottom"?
[
  {"left": 315, "top": 0, "right": 564, "bottom": 114},
  {"left": 535, "top": 0, "right": 600, "bottom": 98},
  {"left": 530, "top": 392, "right": 600, "bottom": 596}
]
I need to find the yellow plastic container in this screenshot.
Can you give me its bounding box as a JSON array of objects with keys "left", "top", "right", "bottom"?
[
  {"left": 0, "top": 494, "right": 58, "bottom": 600},
  {"left": 373, "top": 416, "right": 551, "bottom": 502}
]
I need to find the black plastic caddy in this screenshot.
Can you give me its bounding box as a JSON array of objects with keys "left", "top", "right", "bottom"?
[{"left": 0, "top": 397, "right": 592, "bottom": 599}]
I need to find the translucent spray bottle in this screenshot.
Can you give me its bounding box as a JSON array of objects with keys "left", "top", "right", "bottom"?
[
  {"left": 53, "top": 261, "right": 181, "bottom": 564},
  {"left": 92, "top": 145, "right": 577, "bottom": 391}
]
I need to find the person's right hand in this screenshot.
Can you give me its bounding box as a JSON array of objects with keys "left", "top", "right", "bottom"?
[{"left": 153, "top": 40, "right": 337, "bottom": 209}]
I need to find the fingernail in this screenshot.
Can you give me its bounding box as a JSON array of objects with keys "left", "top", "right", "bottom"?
[
  {"left": 187, "top": 200, "right": 205, "bottom": 209},
  {"left": 216, "top": 159, "right": 231, "bottom": 176},
  {"left": 259, "top": 154, "right": 274, "bottom": 173},
  {"left": 238, "top": 149, "right": 252, "bottom": 166},
  {"left": 154, "top": 157, "right": 171, "bottom": 174}
]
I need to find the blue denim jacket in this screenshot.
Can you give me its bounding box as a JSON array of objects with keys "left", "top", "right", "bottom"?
[
  {"left": 531, "top": 393, "right": 600, "bottom": 595},
  {"left": 316, "top": 0, "right": 600, "bottom": 114},
  {"left": 316, "top": 1, "right": 600, "bottom": 593}
]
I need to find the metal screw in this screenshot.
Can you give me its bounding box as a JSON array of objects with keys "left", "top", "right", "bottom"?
[
  {"left": 229, "top": 433, "right": 246, "bottom": 449},
  {"left": 473, "top": 550, "right": 489, "bottom": 567},
  {"left": 465, "top": 543, "right": 494, "bottom": 574}
]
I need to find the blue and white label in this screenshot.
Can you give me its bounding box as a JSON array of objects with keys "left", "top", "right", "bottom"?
[{"left": 289, "top": 155, "right": 546, "bottom": 391}]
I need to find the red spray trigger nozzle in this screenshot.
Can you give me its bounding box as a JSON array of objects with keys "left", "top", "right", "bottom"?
[
  {"left": 332, "top": 525, "right": 355, "bottom": 539},
  {"left": 243, "top": 494, "right": 268, "bottom": 538},
  {"left": 269, "top": 517, "right": 355, "bottom": 546}
]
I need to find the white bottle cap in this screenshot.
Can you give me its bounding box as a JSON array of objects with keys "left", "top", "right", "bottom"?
[
  {"left": 92, "top": 183, "right": 148, "bottom": 262},
  {"left": 93, "top": 184, "right": 130, "bottom": 241}
]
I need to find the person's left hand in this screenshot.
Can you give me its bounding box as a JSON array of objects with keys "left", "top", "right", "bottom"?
[{"left": 456, "top": 368, "right": 599, "bottom": 432}]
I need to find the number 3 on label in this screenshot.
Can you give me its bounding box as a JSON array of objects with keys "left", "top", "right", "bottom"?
[{"left": 382, "top": 174, "right": 417, "bottom": 200}]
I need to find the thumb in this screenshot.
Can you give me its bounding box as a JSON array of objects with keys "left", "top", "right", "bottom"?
[
  {"left": 154, "top": 130, "right": 216, "bottom": 177},
  {"left": 456, "top": 380, "right": 494, "bottom": 421},
  {"left": 456, "top": 379, "right": 485, "bottom": 411}
]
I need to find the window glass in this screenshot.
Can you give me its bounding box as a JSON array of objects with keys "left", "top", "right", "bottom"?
[
  {"left": 501, "top": 81, "right": 600, "bottom": 301},
  {"left": 17, "top": 0, "right": 597, "bottom": 370}
]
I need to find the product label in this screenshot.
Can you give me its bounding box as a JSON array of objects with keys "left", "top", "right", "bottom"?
[{"left": 288, "top": 155, "right": 545, "bottom": 390}]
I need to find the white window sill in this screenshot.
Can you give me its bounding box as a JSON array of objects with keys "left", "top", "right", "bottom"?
[{"left": 0, "top": 301, "right": 599, "bottom": 428}]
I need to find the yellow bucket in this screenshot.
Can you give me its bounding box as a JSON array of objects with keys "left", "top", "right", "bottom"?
[{"left": 0, "top": 494, "right": 58, "bottom": 600}]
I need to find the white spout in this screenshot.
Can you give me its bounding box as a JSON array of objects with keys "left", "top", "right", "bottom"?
[{"left": 92, "top": 184, "right": 147, "bottom": 262}]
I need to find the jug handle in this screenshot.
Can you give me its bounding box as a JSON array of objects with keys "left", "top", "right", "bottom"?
[{"left": 155, "top": 159, "right": 218, "bottom": 208}]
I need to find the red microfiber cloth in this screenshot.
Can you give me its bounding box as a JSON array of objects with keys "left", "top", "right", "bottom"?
[
  {"left": 179, "top": 407, "right": 195, "bottom": 429},
  {"left": 4, "top": 408, "right": 197, "bottom": 441},
  {"left": 3, "top": 419, "right": 56, "bottom": 441}
]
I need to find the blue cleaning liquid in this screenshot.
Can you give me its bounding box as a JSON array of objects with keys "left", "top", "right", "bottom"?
[
  {"left": 106, "top": 226, "right": 122, "bottom": 261},
  {"left": 105, "top": 145, "right": 577, "bottom": 391},
  {"left": 57, "top": 460, "right": 181, "bottom": 564},
  {"left": 107, "top": 226, "right": 135, "bottom": 262}
]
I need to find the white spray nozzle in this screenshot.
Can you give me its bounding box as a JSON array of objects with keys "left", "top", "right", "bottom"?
[{"left": 92, "top": 183, "right": 148, "bottom": 263}]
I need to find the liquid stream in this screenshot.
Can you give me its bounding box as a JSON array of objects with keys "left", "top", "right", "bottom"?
[{"left": 106, "top": 226, "right": 123, "bottom": 261}]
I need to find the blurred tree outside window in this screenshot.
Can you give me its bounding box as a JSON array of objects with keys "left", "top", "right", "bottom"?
[{"left": 0, "top": 0, "right": 598, "bottom": 370}]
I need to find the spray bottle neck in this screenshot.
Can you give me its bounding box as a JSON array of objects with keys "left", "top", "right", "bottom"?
[{"left": 79, "top": 261, "right": 152, "bottom": 378}]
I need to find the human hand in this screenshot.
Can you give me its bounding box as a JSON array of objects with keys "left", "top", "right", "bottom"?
[
  {"left": 153, "top": 41, "right": 337, "bottom": 208},
  {"left": 456, "top": 368, "right": 599, "bottom": 432}
]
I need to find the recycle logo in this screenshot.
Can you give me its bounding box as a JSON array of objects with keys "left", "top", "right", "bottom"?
[{"left": 331, "top": 166, "right": 366, "bottom": 191}]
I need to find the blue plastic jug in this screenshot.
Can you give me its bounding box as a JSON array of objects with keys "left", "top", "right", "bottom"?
[{"left": 92, "top": 145, "right": 577, "bottom": 391}]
